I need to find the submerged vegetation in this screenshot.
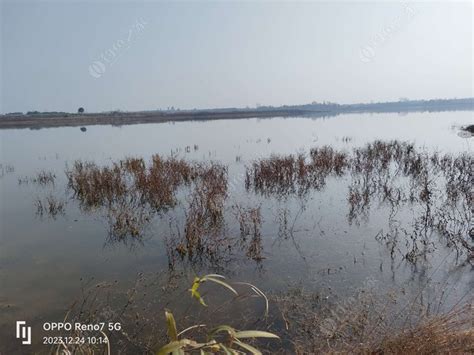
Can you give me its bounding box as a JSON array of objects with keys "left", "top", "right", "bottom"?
[
  {"left": 0, "top": 163, "right": 14, "bottom": 178},
  {"left": 14, "top": 139, "right": 469, "bottom": 268},
  {"left": 18, "top": 169, "right": 56, "bottom": 186},
  {"left": 17, "top": 139, "right": 470, "bottom": 268},
  {"left": 245, "top": 146, "right": 348, "bottom": 196},
  {"left": 66, "top": 156, "right": 195, "bottom": 212},
  {"left": 65, "top": 156, "right": 228, "bottom": 244},
  {"left": 181, "top": 163, "right": 228, "bottom": 259},
  {"left": 35, "top": 194, "right": 66, "bottom": 218},
  {"left": 246, "top": 140, "right": 473, "bottom": 261},
  {"left": 233, "top": 204, "right": 264, "bottom": 262}
]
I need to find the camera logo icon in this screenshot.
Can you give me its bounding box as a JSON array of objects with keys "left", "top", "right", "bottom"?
[{"left": 16, "top": 321, "right": 31, "bottom": 345}]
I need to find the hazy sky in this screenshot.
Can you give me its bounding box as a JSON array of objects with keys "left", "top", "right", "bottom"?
[{"left": 1, "top": 1, "right": 472, "bottom": 113}]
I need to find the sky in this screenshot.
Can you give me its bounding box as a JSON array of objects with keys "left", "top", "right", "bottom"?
[{"left": 0, "top": 1, "right": 472, "bottom": 113}]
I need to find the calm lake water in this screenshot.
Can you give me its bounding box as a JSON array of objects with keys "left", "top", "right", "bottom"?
[{"left": 0, "top": 111, "right": 472, "bottom": 353}]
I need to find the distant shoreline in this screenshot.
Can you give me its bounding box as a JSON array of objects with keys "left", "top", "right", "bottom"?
[
  {"left": 1, "top": 99, "right": 472, "bottom": 130},
  {"left": 0, "top": 109, "right": 316, "bottom": 130}
]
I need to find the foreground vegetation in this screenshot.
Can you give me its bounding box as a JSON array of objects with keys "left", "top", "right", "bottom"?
[
  {"left": 10, "top": 138, "right": 472, "bottom": 353},
  {"left": 49, "top": 272, "right": 473, "bottom": 354}
]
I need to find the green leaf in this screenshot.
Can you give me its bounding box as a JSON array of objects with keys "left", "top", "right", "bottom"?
[
  {"left": 165, "top": 311, "right": 178, "bottom": 341},
  {"left": 189, "top": 277, "right": 209, "bottom": 306},
  {"left": 191, "top": 276, "right": 201, "bottom": 290},
  {"left": 233, "top": 340, "right": 262, "bottom": 355},
  {"left": 156, "top": 340, "right": 189, "bottom": 355},
  {"left": 189, "top": 287, "right": 207, "bottom": 306},
  {"left": 235, "top": 330, "right": 280, "bottom": 339}
]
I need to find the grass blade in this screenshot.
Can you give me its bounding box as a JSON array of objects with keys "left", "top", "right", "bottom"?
[
  {"left": 233, "top": 340, "right": 262, "bottom": 355},
  {"left": 235, "top": 330, "right": 280, "bottom": 339},
  {"left": 177, "top": 324, "right": 206, "bottom": 337},
  {"left": 165, "top": 311, "right": 178, "bottom": 341},
  {"left": 202, "top": 276, "right": 238, "bottom": 296}
]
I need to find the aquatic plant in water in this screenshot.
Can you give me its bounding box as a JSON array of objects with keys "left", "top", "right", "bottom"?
[{"left": 157, "top": 274, "right": 279, "bottom": 355}]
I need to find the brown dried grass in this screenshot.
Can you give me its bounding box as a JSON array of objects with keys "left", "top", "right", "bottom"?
[{"left": 275, "top": 285, "right": 473, "bottom": 355}]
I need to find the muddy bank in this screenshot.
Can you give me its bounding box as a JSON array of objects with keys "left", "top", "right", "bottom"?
[{"left": 0, "top": 109, "right": 316, "bottom": 130}]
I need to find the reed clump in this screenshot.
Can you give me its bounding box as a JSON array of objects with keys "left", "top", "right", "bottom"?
[
  {"left": 66, "top": 156, "right": 197, "bottom": 211},
  {"left": 246, "top": 140, "right": 473, "bottom": 260},
  {"left": 245, "top": 146, "right": 350, "bottom": 196},
  {"left": 35, "top": 194, "right": 65, "bottom": 218},
  {"left": 233, "top": 204, "right": 264, "bottom": 261},
  {"left": 182, "top": 162, "right": 228, "bottom": 259},
  {"left": 66, "top": 161, "right": 127, "bottom": 208},
  {"left": 0, "top": 163, "right": 14, "bottom": 178},
  {"left": 168, "top": 200, "right": 265, "bottom": 268},
  {"left": 34, "top": 170, "right": 56, "bottom": 185},
  {"left": 233, "top": 204, "right": 262, "bottom": 239},
  {"left": 309, "top": 146, "right": 348, "bottom": 175},
  {"left": 143, "top": 155, "right": 196, "bottom": 211},
  {"left": 107, "top": 202, "right": 151, "bottom": 240},
  {"left": 18, "top": 169, "right": 56, "bottom": 186},
  {"left": 66, "top": 156, "right": 228, "bottom": 242},
  {"left": 348, "top": 141, "right": 473, "bottom": 260},
  {"left": 245, "top": 155, "right": 298, "bottom": 196}
]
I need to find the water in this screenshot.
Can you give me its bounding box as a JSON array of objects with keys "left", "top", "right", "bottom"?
[{"left": 0, "top": 111, "right": 472, "bottom": 353}]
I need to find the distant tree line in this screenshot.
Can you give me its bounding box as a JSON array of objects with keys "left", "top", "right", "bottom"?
[{"left": 1, "top": 98, "right": 472, "bottom": 117}]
